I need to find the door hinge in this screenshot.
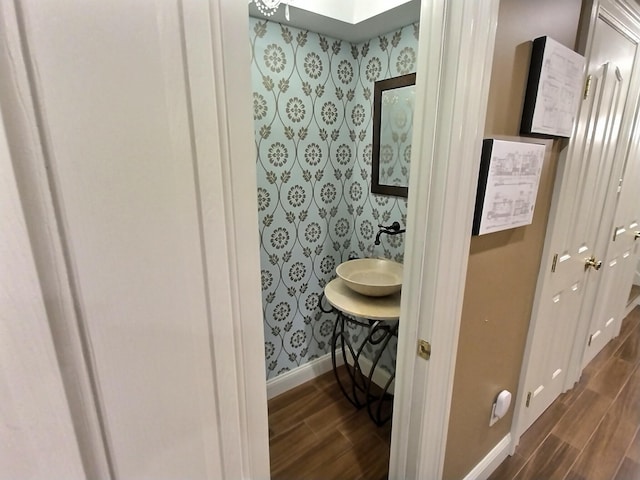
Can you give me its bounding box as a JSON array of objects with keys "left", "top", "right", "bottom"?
[
  {"left": 525, "top": 392, "right": 532, "bottom": 408},
  {"left": 551, "top": 253, "right": 558, "bottom": 273},
  {"left": 417, "top": 339, "right": 431, "bottom": 360},
  {"left": 584, "top": 75, "right": 592, "bottom": 99}
]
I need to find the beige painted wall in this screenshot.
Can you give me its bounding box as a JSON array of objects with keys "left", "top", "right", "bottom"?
[{"left": 443, "top": 0, "right": 583, "bottom": 478}]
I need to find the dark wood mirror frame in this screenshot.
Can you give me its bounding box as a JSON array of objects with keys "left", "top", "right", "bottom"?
[{"left": 371, "top": 72, "right": 416, "bottom": 198}]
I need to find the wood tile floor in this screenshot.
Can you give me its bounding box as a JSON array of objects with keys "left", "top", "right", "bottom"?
[
  {"left": 268, "top": 365, "right": 391, "bottom": 480},
  {"left": 268, "top": 305, "right": 640, "bottom": 480},
  {"left": 489, "top": 305, "right": 640, "bottom": 480}
]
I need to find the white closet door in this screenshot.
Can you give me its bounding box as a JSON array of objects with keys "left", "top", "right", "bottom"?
[{"left": 0, "top": 108, "right": 85, "bottom": 479}]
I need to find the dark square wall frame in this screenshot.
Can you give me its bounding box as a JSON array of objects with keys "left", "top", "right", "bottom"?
[{"left": 371, "top": 72, "right": 416, "bottom": 198}]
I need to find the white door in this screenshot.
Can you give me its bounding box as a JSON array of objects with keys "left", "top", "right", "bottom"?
[
  {"left": 516, "top": 0, "right": 640, "bottom": 435},
  {"left": 1, "top": 0, "right": 270, "bottom": 478},
  {"left": 581, "top": 74, "right": 640, "bottom": 366},
  {"left": 1, "top": 101, "right": 85, "bottom": 480},
  {"left": 582, "top": 172, "right": 640, "bottom": 366}
]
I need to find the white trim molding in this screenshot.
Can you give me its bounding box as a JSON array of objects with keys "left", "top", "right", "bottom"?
[
  {"left": 266, "top": 350, "right": 396, "bottom": 400},
  {"left": 181, "top": 1, "right": 270, "bottom": 478},
  {"left": 389, "top": 0, "right": 499, "bottom": 478},
  {"left": 462, "top": 435, "right": 513, "bottom": 480},
  {"left": 267, "top": 352, "right": 344, "bottom": 400}
]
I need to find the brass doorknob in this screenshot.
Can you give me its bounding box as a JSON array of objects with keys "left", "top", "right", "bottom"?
[{"left": 584, "top": 255, "right": 602, "bottom": 271}]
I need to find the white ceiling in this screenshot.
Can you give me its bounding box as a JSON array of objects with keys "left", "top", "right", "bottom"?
[{"left": 248, "top": 0, "right": 421, "bottom": 43}]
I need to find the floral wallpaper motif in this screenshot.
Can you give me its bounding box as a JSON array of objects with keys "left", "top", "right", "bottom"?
[
  {"left": 347, "top": 24, "right": 420, "bottom": 263},
  {"left": 250, "top": 18, "right": 419, "bottom": 379}
]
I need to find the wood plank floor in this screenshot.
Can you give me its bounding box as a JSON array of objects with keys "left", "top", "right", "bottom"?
[
  {"left": 489, "top": 306, "right": 640, "bottom": 480},
  {"left": 268, "top": 365, "right": 391, "bottom": 479},
  {"left": 268, "top": 306, "right": 640, "bottom": 480}
]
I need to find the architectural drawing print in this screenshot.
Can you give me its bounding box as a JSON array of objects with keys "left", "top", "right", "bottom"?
[
  {"left": 474, "top": 139, "right": 546, "bottom": 236},
  {"left": 534, "top": 41, "right": 584, "bottom": 135}
]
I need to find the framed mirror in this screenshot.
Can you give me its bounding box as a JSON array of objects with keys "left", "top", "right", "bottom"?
[{"left": 371, "top": 72, "right": 416, "bottom": 198}]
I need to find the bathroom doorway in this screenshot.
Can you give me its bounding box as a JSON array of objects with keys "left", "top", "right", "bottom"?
[
  {"left": 0, "top": 0, "right": 497, "bottom": 478},
  {"left": 248, "top": 7, "right": 418, "bottom": 476},
  {"left": 245, "top": 0, "right": 500, "bottom": 478}
]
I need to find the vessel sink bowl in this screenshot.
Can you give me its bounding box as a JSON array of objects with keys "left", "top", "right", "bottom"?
[{"left": 336, "top": 258, "right": 403, "bottom": 297}]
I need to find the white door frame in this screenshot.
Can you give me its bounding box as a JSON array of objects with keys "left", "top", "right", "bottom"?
[
  {"left": 512, "top": 0, "right": 640, "bottom": 446},
  {"left": 388, "top": 1, "right": 499, "bottom": 477},
  {"left": 180, "top": 1, "right": 272, "bottom": 476}
]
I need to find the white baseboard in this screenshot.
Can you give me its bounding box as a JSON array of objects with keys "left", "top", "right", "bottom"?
[
  {"left": 266, "top": 349, "right": 396, "bottom": 400},
  {"left": 266, "top": 351, "right": 344, "bottom": 400},
  {"left": 462, "top": 434, "right": 512, "bottom": 480}
]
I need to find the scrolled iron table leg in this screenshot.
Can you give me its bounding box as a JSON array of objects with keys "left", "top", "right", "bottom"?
[
  {"left": 320, "top": 290, "right": 398, "bottom": 425},
  {"left": 321, "top": 292, "right": 366, "bottom": 408},
  {"left": 364, "top": 320, "right": 398, "bottom": 426}
]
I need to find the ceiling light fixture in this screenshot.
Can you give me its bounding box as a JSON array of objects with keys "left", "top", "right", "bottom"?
[{"left": 254, "top": 0, "right": 291, "bottom": 21}]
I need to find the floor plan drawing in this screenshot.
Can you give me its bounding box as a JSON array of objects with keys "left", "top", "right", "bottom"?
[
  {"left": 522, "top": 36, "right": 586, "bottom": 137},
  {"left": 474, "top": 139, "right": 546, "bottom": 235}
]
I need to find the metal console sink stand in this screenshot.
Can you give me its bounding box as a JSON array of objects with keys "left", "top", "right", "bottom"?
[{"left": 321, "top": 278, "right": 400, "bottom": 426}]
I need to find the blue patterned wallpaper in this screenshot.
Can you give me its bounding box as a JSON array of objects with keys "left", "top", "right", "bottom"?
[{"left": 250, "top": 18, "right": 419, "bottom": 379}]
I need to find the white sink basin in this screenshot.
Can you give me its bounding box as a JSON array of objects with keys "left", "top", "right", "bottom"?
[{"left": 336, "top": 258, "right": 403, "bottom": 297}]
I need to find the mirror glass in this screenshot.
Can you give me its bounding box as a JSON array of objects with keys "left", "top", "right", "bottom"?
[{"left": 372, "top": 73, "right": 416, "bottom": 197}]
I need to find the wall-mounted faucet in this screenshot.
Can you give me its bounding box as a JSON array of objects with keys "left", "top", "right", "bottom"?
[{"left": 374, "top": 221, "right": 406, "bottom": 245}]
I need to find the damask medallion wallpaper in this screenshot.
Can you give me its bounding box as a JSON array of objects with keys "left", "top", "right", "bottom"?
[{"left": 250, "top": 17, "right": 419, "bottom": 379}]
